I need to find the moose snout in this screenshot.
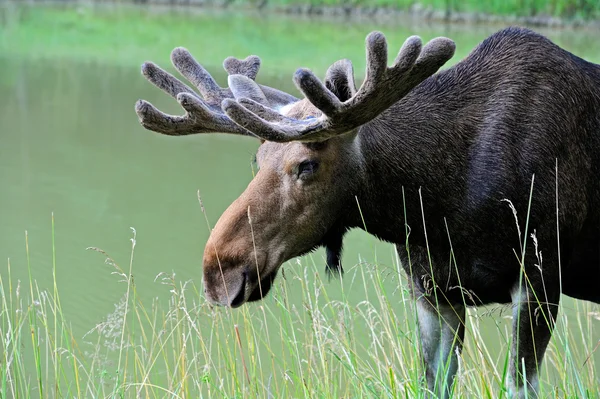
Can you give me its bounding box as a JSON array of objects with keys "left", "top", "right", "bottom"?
[
  {"left": 202, "top": 221, "right": 257, "bottom": 307},
  {"left": 203, "top": 262, "right": 249, "bottom": 307}
]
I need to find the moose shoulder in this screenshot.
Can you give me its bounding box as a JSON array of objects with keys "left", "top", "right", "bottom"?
[{"left": 135, "top": 26, "right": 600, "bottom": 398}]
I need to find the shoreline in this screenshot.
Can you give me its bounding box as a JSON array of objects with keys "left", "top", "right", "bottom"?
[
  {"left": 5, "top": 1, "right": 600, "bottom": 30},
  {"left": 270, "top": 4, "right": 578, "bottom": 29}
]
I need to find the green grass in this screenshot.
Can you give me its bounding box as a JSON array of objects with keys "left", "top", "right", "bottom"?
[{"left": 1, "top": 214, "right": 599, "bottom": 398}]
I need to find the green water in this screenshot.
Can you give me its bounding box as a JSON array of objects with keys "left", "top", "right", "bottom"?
[{"left": 1, "top": 4, "right": 599, "bottom": 392}]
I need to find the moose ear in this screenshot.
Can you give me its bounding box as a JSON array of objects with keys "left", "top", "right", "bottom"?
[
  {"left": 323, "top": 227, "right": 347, "bottom": 278},
  {"left": 324, "top": 59, "right": 357, "bottom": 103}
]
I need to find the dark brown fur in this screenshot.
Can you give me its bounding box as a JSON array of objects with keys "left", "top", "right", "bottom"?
[{"left": 136, "top": 26, "right": 600, "bottom": 398}]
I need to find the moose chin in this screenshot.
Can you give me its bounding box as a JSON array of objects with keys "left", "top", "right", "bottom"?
[{"left": 135, "top": 26, "right": 600, "bottom": 399}]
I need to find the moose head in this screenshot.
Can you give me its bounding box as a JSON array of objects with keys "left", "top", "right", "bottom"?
[{"left": 135, "top": 32, "right": 455, "bottom": 307}]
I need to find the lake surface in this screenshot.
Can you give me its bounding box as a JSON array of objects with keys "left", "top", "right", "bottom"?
[{"left": 1, "top": 4, "right": 599, "bottom": 394}]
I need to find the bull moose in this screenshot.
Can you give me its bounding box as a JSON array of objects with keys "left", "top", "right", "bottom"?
[{"left": 135, "top": 26, "right": 600, "bottom": 398}]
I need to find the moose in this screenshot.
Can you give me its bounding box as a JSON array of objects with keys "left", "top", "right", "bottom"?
[{"left": 135, "top": 26, "right": 600, "bottom": 398}]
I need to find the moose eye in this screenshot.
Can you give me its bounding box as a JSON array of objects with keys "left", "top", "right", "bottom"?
[{"left": 297, "top": 160, "right": 319, "bottom": 179}]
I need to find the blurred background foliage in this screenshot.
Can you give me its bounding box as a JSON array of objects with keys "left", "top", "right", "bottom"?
[{"left": 16, "top": 0, "right": 600, "bottom": 20}]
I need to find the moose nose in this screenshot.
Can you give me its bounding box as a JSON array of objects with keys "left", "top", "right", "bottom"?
[
  {"left": 229, "top": 271, "right": 247, "bottom": 308},
  {"left": 203, "top": 266, "right": 248, "bottom": 307}
]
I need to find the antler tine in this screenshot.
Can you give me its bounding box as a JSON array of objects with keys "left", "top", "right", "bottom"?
[
  {"left": 324, "top": 59, "right": 357, "bottom": 102},
  {"left": 171, "top": 47, "right": 226, "bottom": 106},
  {"left": 228, "top": 74, "right": 269, "bottom": 105},
  {"left": 223, "top": 55, "right": 300, "bottom": 108},
  {"left": 224, "top": 31, "right": 455, "bottom": 143},
  {"left": 299, "top": 31, "right": 455, "bottom": 123},
  {"left": 223, "top": 98, "right": 327, "bottom": 142},
  {"left": 140, "top": 61, "right": 200, "bottom": 100},
  {"left": 135, "top": 58, "right": 255, "bottom": 136},
  {"left": 258, "top": 85, "right": 300, "bottom": 109},
  {"left": 223, "top": 55, "right": 261, "bottom": 81},
  {"left": 136, "top": 49, "right": 263, "bottom": 136},
  {"left": 136, "top": 47, "right": 301, "bottom": 137},
  {"left": 224, "top": 54, "right": 300, "bottom": 109}
]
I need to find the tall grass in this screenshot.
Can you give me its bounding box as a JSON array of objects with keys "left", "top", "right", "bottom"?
[{"left": 1, "top": 213, "right": 598, "bottom": 398}]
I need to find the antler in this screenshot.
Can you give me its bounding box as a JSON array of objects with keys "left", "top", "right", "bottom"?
[
  {"left": 224, "top": 56, "right": 299, "bottom": 109},
  {"left": 135, "top": 49, "right": 298, "bottom": 136},
  {"left": 222, "top": 31, "right": 456, "bottom": 142}
]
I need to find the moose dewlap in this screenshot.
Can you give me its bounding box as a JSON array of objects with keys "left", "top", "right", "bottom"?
[{"left": 135, "top": 27, "right": 600, "bottom": 399}]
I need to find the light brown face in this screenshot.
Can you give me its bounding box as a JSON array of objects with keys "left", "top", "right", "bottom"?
[{"left": 203, "top": 102, "right": 361, "bottom": 307}]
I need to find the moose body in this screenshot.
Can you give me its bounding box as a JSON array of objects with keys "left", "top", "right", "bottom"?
[
  {"left": 136, "top": 27, "right": 600, "bottom": 398},
  {"left": 359, "top": 28, "right": 600, "bottom": 306}
]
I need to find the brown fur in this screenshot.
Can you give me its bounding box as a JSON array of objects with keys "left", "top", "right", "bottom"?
[{"left": 137, "top": 27, "right": 600, "bottom": 398}]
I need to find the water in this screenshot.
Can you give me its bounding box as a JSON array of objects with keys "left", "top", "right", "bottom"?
[{"left": 1, "top": 4, "right": 599, "bottom": 391}]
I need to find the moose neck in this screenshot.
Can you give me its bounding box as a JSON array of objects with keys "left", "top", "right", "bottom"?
[{"left": 350, "top": 69, "right": 479, "bottom": 247}]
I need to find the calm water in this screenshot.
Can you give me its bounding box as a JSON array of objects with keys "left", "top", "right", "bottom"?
[{"left": 1, "top": 5, "right": 599, "bottom": 389}]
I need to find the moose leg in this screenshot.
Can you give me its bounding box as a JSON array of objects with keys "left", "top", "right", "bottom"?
[
  {"left": 508, "top": 276, "right": 560, "bottom": 398},
  {"left": 415, "top": 294, "right": 466, "bottom": 399}
]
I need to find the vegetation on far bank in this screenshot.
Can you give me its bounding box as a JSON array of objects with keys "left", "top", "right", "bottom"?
[
  {"left": 265, "top": 0, "right": 600, "bottom": 20},
  {"left": 36, "top": 0, "right": 600, "bottom": 21}
]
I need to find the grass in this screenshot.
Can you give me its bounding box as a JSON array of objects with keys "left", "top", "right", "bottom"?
[{"left": 1, "top": 210, "right": 599, "bottom": 398}]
